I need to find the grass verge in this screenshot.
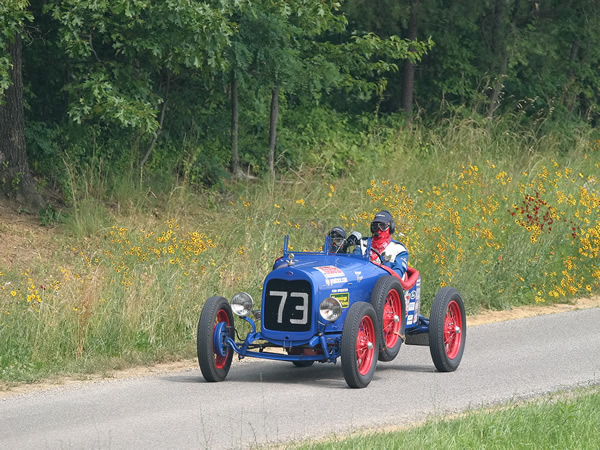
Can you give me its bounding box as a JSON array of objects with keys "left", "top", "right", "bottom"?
[
  {"left": 1, "top": 118, "right": 599, "bottom": 383},
  {"left": 295, "top": 386, "right": 600, "bottom": 449}
]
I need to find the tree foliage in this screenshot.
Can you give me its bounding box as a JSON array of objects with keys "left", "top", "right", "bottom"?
[
  {"left": 0, "top": 0, "right": 31, "bottom": 101},
  {"left": 0, "top": 0, "right": 599, "bottom": 208},
  {"left": 50, "top": 0, "right": 233, "bottom": 132}
]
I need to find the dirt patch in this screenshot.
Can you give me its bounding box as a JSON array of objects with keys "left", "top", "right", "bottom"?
[
  {"left": 0, "top": 198, "right": 55, "bottom": 271},
  {"left": 467, "top": 296, "right": 600, "bottom": 326}
]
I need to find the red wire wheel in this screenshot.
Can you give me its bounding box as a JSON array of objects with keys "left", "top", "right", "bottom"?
[
  {"left": 214, "top": 309, "right": 232, "bottom": 369},
  {"left": 370, "top": 276, "right": 404, "bottom": 362},
  {"left": 197, "top": 296, "right": 235, "bottom": 382},
  {"left": 443, "top": 300, "right": 463, "bottom": 359},
  {"left": 429, "top": 287, "right": 466, "bottom": 372},
  {"left": 342, "top": 302, "right": 379, "bottom": 388},
  {"left": 382, "top": 289, "right": 402, "bottom": 350},
  {"left": 356, "top": 314, "right": 376, "bottom": 375}
]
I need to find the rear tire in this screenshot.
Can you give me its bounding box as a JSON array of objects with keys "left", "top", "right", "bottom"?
[
  {"left": 341, "top": 302, "right": 378, "bottom": 388},
  {"left": 197, "top": 296, "right": 235, "bottom": 382},
  {"left": 370, "top": 276, "right": 404, "bottom": 362},
  {"left": 429, "top": 287, "right": 466, "bottom": 372}
]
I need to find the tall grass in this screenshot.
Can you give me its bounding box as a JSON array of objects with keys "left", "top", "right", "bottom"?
[{"left": 1, "top": 117, "right": 599, "bottom": 382}]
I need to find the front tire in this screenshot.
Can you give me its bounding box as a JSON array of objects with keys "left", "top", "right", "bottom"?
[
  {"left": 197, "top": 296, "right": 235, "bottom": 382},
  {"left": 371, "top": 276, "right": 404, "bottom": 362},
  {"left": 429, "top": 287, "right": 466, "bottom": 372},
  {"left": 341, "top": 302, "right": 378, "bottom": 388}
]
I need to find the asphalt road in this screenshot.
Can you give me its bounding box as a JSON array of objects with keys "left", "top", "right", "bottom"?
[{"left": 2, "top": 308, "right": 599, "bottom": 449}]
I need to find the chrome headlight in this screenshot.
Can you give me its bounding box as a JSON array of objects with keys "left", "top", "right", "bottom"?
[
  {"left": 319, "top": 297, "right": 343, "bottom": 322},
  {"left": 231, "top": 292, "right": 254, "bottom": 317}
]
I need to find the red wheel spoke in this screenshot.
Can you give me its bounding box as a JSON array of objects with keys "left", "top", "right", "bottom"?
[
  {"left": 356, "top": 316, "right": 375, "bottom": 375},
  {"left": 382, "top": 290, "right": 402, "bottom": 349},
  {"left": 213, "top": 309, "right": 231, "bottom": 369},
  {"left": 442, "top": 300, "right": 462, "bottom": 359}
]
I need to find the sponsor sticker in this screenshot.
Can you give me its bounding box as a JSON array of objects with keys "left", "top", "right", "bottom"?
[
  {"left": 331, "top": 292, "right": 350, "bottom": 308},
  {"left": 415, "top": 278, "right": 421, "bottom": 319},
  {"left": 316, "top": 266, "right": 345, "bottom": 278},
  {"left": 325, "top": 277, "right": 348, "bottom": 286}
]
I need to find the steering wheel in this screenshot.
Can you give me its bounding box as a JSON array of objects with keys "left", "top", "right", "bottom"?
[{"left": 370, "top": 247, "right": 385, "bottom": 264}]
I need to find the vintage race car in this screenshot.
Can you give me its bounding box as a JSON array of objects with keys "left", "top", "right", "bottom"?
[{"left": 197, "top": 234, "right": 466, "bottom": 388}]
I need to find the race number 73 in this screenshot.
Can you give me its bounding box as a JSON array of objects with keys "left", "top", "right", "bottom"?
[{"left": 269, "top": 291, "right": 308, "bottom": 324}]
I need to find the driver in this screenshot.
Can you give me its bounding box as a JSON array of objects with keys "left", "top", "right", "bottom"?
[
  {"left": 356, "top": 210, "right": 408, "bottom": 280},
  {"left": 327, "top": 226, "right": 347, "bottom": 253}
]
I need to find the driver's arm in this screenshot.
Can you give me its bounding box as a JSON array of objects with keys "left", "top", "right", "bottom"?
[
  {"left": 383, "top": 242, "right": 408, "bottom": 279},
  {"left": 387, "top": 252, "right": 408, "bottom": 279}
]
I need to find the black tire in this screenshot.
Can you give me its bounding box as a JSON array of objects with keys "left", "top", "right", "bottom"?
[
  {"left": 197, "top": 296, "right": 235, "bottom": 382},
  {"left": 429, "top": 287, "right": 466, "bottom": 372},
  {"left": 370, "top": 276, "right": 405, "bottom": 362},
  {"left": 292, "top": 360, "right": 315, "bottom": 368},
  {"left": 341, "top": 302, "right": 379, "bottom": 388}
]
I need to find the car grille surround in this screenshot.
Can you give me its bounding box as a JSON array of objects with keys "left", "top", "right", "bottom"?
[{"left": 263, "top": 279, "right": 312, "bottom": 332}]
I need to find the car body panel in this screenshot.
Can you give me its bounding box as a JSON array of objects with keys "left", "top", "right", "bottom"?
[
  {"left": 262, "top": 252, "right": 386, "bottom": 341},
  {"left": 222, "top": 235, "right": 424, "bottom": 360}
]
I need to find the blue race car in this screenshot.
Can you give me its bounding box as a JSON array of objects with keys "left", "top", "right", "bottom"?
[{"left": 197, "top": 234, "right": 466, "bottom": 388}]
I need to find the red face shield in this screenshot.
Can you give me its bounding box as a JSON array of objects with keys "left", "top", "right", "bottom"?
[{"left": 371, "top": 226, "right": 391, "bottom": 260}]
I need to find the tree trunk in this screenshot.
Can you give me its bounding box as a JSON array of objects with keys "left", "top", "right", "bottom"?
[
  {"left": 485, "top": 0, "right": 507, "bottom": 119},
  {"left": 560, "top": 41, "right": 579, "bottom": 112},
  {"left": 230, "top": 71, "right": 242, "bottom": 178},
  {"left": 0, "top": 34, "right": 45, "bottom": 210},
  {"left": 402, "top": 0, "right": 419, "bottom": 125},
  {"left": 486, "top": 54, "right": 508, "bottom": 119},
  {"left": 268, "top": 85, "right": 279, "bottom": 176},
  {"left": 140, "top": 72, "right": 170, "bottom": 168}
]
